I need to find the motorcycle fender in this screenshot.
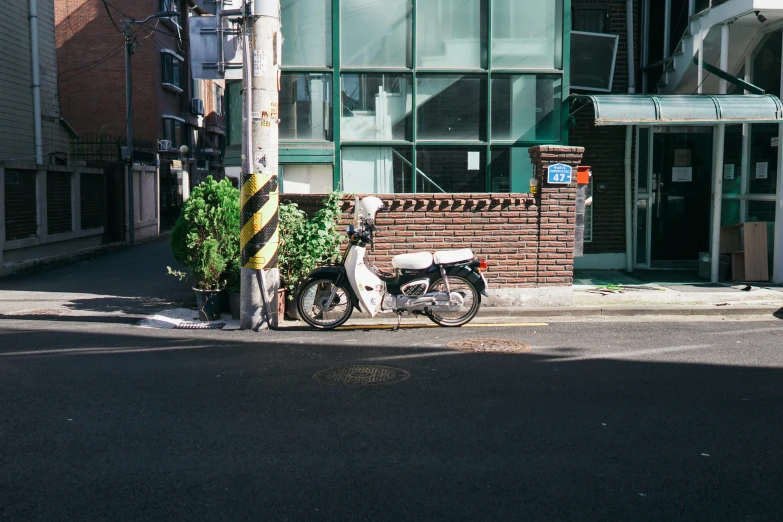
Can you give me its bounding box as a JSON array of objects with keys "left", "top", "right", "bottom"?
[
  {"left": 301, "top": 267, "right": 362, "bottom": 312},
  {"left": 445, "top": 265, "right": 488, "bottom": 297}
]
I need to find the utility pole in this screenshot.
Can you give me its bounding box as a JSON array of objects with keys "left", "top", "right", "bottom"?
[
  {"left": 123, "top": 20, "right": 135, "bottom": 246},
  {"left": 121, "top": 10, "right": 179, "bottom": 247},
  {"left": 239, "top": 0, "right": 281, "bottom": 330}
]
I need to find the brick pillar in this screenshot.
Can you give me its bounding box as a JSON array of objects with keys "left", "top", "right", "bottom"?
[{"left": 528, "top": 145, "right": 585, "bottom": 286}]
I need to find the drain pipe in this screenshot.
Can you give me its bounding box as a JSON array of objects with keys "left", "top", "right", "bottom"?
[
  {"left": 29, "top": 0, "right": 44, "bottom": 165},
  {"left": 624, "top": 0, "right": 635, "bottom": 272}
]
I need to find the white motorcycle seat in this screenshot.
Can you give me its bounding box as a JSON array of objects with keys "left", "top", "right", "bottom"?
[
  {"left": 433, "top": 248, "right": 474, "bottom": 265},
  {"left": 392, "top": 252, "right": 433, "bottom": 270}
]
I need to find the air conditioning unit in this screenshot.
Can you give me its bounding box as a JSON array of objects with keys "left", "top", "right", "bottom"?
[
  {"left": 191, "top": 98, "right": 204, "bottom": 116},
  {"left": 158, "top": 139, "right": 173, "bottom": 151}
]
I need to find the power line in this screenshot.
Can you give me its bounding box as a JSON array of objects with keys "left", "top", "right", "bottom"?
[
  {"left": 101, "top": 0, "right": 122, "bottom": 33},
  {"left": 58, "top": 41, "right": 125, "bottom": 82}
]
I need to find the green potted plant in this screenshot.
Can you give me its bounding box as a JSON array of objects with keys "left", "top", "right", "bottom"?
[
  {"left": 168, "top": 176, "right": 240, "bottom": 321},
  {"left": 278, "top": 191, "right": 345, "bottom": 319}
]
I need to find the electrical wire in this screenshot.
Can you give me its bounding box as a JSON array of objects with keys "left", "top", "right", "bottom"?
[
  {"left": 0, "top": 151, "right": 57, "bottom": 162},
  {"left": 101, "top": 0, "right": 122, "bottom": 33},
  {"left": 58, "top": 41, "right": 126, "bottom": 82}
]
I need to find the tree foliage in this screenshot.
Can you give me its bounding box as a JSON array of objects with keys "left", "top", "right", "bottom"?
[
  {"left": 169, "top": 176, "right": 240, "bottom": 290},
  {"left": 278, "top": 192, "right": 345, "bottom": 292}
]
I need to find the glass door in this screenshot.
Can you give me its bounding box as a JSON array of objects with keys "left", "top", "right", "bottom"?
[
  {"left": 650, "top": 129, "right": 713, "bottom": 263},
  {"left": 634, "top": 127, "right": 652, "bottom": 268}
]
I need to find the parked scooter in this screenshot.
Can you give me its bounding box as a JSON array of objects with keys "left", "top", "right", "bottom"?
[{"left": 296, "top": 196, "right": 489, "bottom": 330}]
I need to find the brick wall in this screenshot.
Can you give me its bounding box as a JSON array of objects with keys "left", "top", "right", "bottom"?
[
  {"left": 55, "top": 0, "right": 188, "bottom": 149},
  {"left": 570, "top": 0, "right": 642, "bottom": 254},
  {"left": 286, "top": 146, "right": 583, "bottom": 288}
]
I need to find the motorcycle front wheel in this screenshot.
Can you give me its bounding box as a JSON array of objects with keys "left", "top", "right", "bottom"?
[
  {"left": 426, "top": 275, "right": 481, "bottom": 327},
  {"left": 297, "top": 279, "right": 353, "bottom": 329}
]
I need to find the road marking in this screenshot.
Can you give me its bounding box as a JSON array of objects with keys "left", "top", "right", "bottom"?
[
  {"left": 0, "top": 344, "right": 219, "bottom": 357},
  {"left": 547, "top": 344, "right": 713, "bottom": 362},
  {"left": 368, "top": 351, "right": 462, "bottom": 361},
  {"left": 336, "top": 322, "right": 548, "bottom": 331},
  {"left": 706, "top": 327, "right": 783, "bottom": 336}
]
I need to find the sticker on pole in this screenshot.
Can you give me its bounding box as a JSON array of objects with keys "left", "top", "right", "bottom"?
[
  {"left": 547, "top": 163, "right": 572, "bottom": 184},
  {"left": 253, "top": 50, "right": 268, "bottom": 77}
]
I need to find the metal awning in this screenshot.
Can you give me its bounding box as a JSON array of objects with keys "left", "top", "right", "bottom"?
[{"left": 572, "top": 94, "right": 783, "bottom": 126}]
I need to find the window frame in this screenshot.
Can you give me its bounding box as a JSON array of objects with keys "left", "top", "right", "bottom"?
[{"left": 161, "top": 49, "right": 184, "bottom": 93}]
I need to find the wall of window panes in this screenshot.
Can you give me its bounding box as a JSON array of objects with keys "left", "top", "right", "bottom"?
[{"left": 279, "top": 0, "right": 568, "bottom": 194}]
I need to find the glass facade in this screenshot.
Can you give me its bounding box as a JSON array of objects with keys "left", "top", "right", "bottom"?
[
  {"left": 282, "top": 0, "right": 332, "bottom": 66},
  {"left": 280, "top": 73, "right": 333, "bottom": 141},
  {"left": 275, "top": 0, "right": 568, "bottom": 193}
]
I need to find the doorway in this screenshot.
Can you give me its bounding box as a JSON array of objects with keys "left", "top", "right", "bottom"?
[{"left": 649, "top": 130, "right": 713, "bottom": 264}]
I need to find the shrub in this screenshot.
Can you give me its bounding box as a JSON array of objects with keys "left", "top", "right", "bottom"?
[
  {"left": 168, "top": 176, "right": 240, "bottom": 290},
  {"left": 278, "top": 192, "right": 344, "bottom": 293}
]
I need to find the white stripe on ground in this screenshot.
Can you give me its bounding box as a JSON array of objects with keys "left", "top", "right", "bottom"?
[
  {"left": 706, "top": 327, "right": 783, "bottom": 336},
  {"left": 368, "top": 351, "right": 463, "bottom": 361},
  {"left": 0, "top": 344, "right": 220, "bottom": 357},
  {"left": 546, "top": 344, "right": 713, "bottom": 362}
]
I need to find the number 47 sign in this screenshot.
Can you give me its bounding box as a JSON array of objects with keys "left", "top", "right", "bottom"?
[{"left": 547, "top": 163, "right": 573, "bottom": 184}]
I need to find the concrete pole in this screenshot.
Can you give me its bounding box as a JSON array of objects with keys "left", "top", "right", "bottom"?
[
  {"left": 123, "top": 21, "right": 135, "bottom": 246},
  {"left": 710, "top": 23, "right": 729, "bottom": 283},
  {"left": 774, "top": 33, "right": 783, "bottom": 283},
  {"left": 240, "top": 0, "right": 280, "bottom": 330},
  {"left": 624, "top": 0, "right": 635, "bottom": 272}
]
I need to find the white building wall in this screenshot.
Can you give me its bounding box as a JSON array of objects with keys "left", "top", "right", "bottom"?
[{"left": 0, "top": 0, "right": 69, "bottom": 164}]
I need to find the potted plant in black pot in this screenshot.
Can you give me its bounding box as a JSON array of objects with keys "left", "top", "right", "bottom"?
[
  {"left": 168, "top": 176, "right": 240, "bottom": 321},
  {"left": 278, "top": 191, "right": 345, "bottom": 320}
]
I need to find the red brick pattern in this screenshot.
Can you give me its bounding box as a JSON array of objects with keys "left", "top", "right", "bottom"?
[
  {"left": 285, "top": 146, "right": 584, "bottom": 288},
  {"left": 55, "top": 0, "right": 188, "bottom": 149},
  {"left": 570, "top": 0, "right": 642, "bottom": 254}
]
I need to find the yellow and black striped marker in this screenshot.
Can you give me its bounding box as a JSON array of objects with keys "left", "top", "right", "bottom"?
[{"left": 240, "top": 172, "right": 279, "bottom": 270}]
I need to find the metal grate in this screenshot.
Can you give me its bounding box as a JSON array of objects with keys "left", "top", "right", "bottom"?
[
  {"left": 175, "top": 322, "right": 226, "bottom": 330},
  {"left": 446, "top": 338, "right": 531, "bottom": 353},
  {"left": 313, "top": 365, "right": 410, "bottom": 387}
]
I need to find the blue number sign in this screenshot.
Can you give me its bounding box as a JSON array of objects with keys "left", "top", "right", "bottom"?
[{"left": 547, "top": 164, "right": 572, "bottom": 184}]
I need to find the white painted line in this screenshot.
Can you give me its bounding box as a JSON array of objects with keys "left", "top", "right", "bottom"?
[
  {"left": 0, "top": 344, "right": 219, "bottom": 358},
  {"left": 336, "top": 322, "right": 548, "bottom": 331},
  {"left": 706, "top": 327, "right": 783, "bottom": 336},
  {"left": 368, "top": 351, "right": 462, "bottom": 361},
  {"left": 547, "top": 344, "right": 713, "bottom": 362}
]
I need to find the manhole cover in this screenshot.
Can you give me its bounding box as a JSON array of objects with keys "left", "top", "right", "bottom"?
[
  {"left": 175, "top": 322, "right": 226, "bottom": 330},
  {"left": 447, "top": 338, "right": 531, "bottom": 353},
  {"left": 313, "top": 365, "right": 410, "bottom": 387}
]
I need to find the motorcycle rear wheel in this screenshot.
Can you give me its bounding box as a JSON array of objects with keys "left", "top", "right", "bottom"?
[
  {"left": 297, "top": 279, "right": 353, "bottom": 329},
  {"left": 426, "top": 275, "right": 481, "bottom": 327}
]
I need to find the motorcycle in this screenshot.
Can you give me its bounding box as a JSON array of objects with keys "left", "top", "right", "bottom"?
[{"left": 296, "top": 196, "right": 489, "bottom": 330}]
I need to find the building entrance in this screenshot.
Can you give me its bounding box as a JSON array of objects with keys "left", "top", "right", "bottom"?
[{"left": 649, "top": 130, "right": 713, "bottom": 264}]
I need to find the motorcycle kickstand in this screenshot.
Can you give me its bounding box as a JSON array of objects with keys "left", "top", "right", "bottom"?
[{"left": 391, "top": 311, "right": 403, "bottom": 332}]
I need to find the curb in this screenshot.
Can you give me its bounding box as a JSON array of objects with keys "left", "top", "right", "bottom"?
[
  {"left": 0, "top": 232, "right": 171, "bottom": 279},
  {"left": 475, "top": 305, "right": 783, "bottom": 318}
]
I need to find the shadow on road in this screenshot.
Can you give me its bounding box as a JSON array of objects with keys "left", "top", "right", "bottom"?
[{"left": 0, "top": 325, "right": 782, "bottom": 520}]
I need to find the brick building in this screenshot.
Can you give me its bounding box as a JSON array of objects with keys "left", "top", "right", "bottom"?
[
  {"left": 55, "top": 0, "right": 227, "bottom": 237},
  {"left": 571, "top": 0, "right": 783, "bottom": 282}
]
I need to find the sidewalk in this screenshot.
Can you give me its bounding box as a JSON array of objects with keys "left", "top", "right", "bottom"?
[{"left": 0, "top": 240, "right": 781, "bottom": 324}]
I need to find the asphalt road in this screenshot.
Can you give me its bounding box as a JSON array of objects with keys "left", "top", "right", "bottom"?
[{"left": 1, "top": 315, "right": 783, "bottom": 521}]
